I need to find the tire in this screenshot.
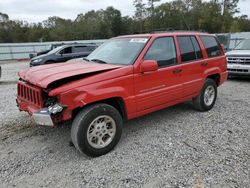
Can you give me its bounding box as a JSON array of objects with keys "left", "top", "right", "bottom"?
[
  {"left": 71, "top": 103, "right": 123, "bottom": 157},
  {"left": 192, "top": 78, "right": 217, "bottom": 112}
]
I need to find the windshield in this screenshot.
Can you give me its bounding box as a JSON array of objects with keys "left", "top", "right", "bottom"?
[
  {"left": 47, "top": 45, "right": 65, "bottom": 55},
  {"left": 86, "top": 37, "right": 149, "bottom": 65},
  {"left": 234, "top": 39, "right": 250, "bottom": 50}
]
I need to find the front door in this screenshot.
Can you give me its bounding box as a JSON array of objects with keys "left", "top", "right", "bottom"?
[
  {"left": 58, "top": 46, "right": 73, "bottom": 62},
  {"left": 134, "top": 37, "right": 183, "bottom": 113}
]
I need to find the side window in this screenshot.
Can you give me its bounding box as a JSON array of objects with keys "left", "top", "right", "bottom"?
[
  {"left": 177, "top": 36, "right": 202, "bottom": 63},
  {"left": 191, "top": 36, "right": 203, "bottom": 59},
  {"left": 73, "top": 46, "right": 88, "bottom": 53},
  {"left": 200, "top": 36, "right": 222, "bottom": 58},
  {"left": 144, "top": 37, "right": 177, "bottom": 68},
  {"left": 60, "top": 47, "right": 72, "bottom": 54},
  {"left": 87, "top": 46, "right": 97, "bottom": 51}
]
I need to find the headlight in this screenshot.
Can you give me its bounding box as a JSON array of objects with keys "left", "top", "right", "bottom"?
[
  {"left": 48, "top": 103, "right": 64, "bottom": 114},
  {"left": 32, "top": 58, "right": 43, "bottom": 63}
]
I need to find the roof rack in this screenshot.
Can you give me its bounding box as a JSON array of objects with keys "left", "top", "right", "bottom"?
[
  {"left": 149, "top": 28, "right": 208, "bottom": 34},
  {"left": 132, "top": 28, "right": 207, "bottom": 35}
]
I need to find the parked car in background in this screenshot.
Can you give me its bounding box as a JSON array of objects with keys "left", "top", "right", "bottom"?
[
  {"left": 30, "top": 44, "right": 98, "bottom": 67},
  {"left": 17, "top": 31, "right": 227, "bottom": 157},
  {"left": 29, "top": 43, "right": 63, "bottom": 59},
  {"left": 226, "top": 38, "right": 250, "bottom": 76}
]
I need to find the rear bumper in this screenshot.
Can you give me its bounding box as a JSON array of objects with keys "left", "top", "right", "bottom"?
[{"left": 227, "top": 63, "right": 250, "bottom": 76}]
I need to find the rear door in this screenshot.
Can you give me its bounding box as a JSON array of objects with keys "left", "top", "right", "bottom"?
[
  {"left": 72, "top": 46, "right": 91, "bottom": 58},
  {"left": 134, "top": 36, "right": 183, "bottom": 112},
  {"left": 199, "top": 35, "right": 225, "bottom": 73},
  {"left": 176, "top": 35, "right": 205, "bottom": 97}
]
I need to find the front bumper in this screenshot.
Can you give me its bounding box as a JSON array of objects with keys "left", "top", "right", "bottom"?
[
  {"left": 17, "top": 97, "right": 65, "bottom": 127},
  {"left": 227, "top": 63, "right": 250, "bottom": 75},
  {"left": 33, "top": 108, "right": 54, "bottom": 126}
]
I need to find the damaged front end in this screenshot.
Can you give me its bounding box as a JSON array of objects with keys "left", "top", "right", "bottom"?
[
  {"left": 33, "top": 103, "right": 65, "bottom": 126},
  {"left": 17, "top": 80, "right": 67, "bottom": 126},
  {"left": 16, "top": 60, "right": 124, "bottom": 126}
]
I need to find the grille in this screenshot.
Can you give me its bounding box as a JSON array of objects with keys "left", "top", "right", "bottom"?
[
  {"left": 227, "top": 57, "right": 250, "bottom": 65},
  {"left": 17, "top": 81, "right": 43, "bottom": 107},
  {"left": 227, "top": 68, "right": 249, "bottom": 73}
]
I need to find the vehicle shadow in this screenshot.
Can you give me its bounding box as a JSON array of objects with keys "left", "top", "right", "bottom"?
[
  {"left": 0, "top": 80, "right": 17, "bottom": 85},
  {"left": 228, "top": 76, "right": 250, "bottom": 82},
  {"left": 122, "top": 101, "right": 195, "bottom": 135}
]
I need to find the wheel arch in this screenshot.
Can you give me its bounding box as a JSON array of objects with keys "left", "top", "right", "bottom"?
[
  {"left": 45, "top": 60, "right": 55, "bottom": 64},
  {"left": 72, "top": 97, "right": 127, "bottom": 121},
  {"left": 206, "top": 73, "right": 220, "bottom": 86}
]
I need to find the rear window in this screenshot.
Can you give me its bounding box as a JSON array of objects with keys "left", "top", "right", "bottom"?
[
  {"left": 200, "top": 36, "right": 222, "bottom": 58},
  {"left": 177, "top": 36, "right": 203, "bottom": 63}
]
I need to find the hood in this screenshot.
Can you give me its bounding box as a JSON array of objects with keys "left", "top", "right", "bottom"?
[
  {"left": 226, "top": 50, "right": 250, "bottom": 57},
  {"left": 31, "top": 53, "right": 48, "bottom": 61},
  {"left": 18, "top": 60, "right": 123, "bottom": 88}
]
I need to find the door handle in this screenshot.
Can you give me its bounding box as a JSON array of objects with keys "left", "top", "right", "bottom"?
[
  {"left": 173, "top": 69, "right": 182, "bottom": 74},
  {"left": 201, "top": 61, "right": 208, "bottom": 67}
]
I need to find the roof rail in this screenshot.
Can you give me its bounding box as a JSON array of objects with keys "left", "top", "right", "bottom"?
[{"left": 150, "top": 28, "right": 208, "bottom": 34}]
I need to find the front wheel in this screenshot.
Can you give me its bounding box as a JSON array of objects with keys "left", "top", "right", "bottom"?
[
  {"left": 192, "top": 78, "right": 217, "bottom": 111},
  {"left": 71, "top": 103, "right": 123, "bottom": 157}
]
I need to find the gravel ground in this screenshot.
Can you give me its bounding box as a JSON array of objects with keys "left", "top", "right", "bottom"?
[{"left": 0, "top": 61, "right": 249, "bottom": 188}]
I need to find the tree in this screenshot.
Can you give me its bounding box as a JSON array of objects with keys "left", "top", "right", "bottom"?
[
  {"left": 133, "top": 0, "right": 146, "bottom": 32},
  {"left": 147, "top": 0, "right": 161, "bottom": 30},
  {"left": 221, "top": 0, "right": 239, "bottom": 32},
  {"left": 0, "top": 0, "right": 249, "bottom": 43},
  {"left": 104, "top": 7, "right": 122, "bottom": 36}
]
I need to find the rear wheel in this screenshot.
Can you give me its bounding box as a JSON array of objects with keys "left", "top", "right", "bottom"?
[
  {"left": 193, "top": 78, "right": 217, "bottom": 111},
  {"left": 71, "top": 103, "right": 123, "bottom": 157}
]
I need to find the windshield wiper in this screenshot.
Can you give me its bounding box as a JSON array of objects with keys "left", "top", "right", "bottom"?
[
  {"left": 91, "top": 58, "right": 108, "bottom": 64},
  {"left": 83, "top": 57, "right": 89, "bottom": 62}
]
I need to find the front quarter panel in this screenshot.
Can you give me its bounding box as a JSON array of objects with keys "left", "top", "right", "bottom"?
[{"left": 49, "top": 66, "right": 136, "bottom": 121}]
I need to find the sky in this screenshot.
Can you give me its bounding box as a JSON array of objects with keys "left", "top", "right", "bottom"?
[{"left": 0, "top": 0, "right": 249, "bottom": 23}]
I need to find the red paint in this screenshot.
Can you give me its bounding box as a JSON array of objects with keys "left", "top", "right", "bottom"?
[{"left": 17, "top": 32, "right": 228, "bottom": 124}]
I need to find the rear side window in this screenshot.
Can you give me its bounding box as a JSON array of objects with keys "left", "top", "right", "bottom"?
[
  {"left": 73, "top": 46, "right": 89, "bottom": 53},
  {"left": 190, "top": 36, "right": 203, "bottom": 59},
  {"left": 200, "top": 36, "right": 222, "bottom": 58},
  {"left": 177, "top": 36, "right": 203, "bottom": 63},
  {"left": 144, "top": 37, "right": 177, "bottom": 68},
  {"left": 87, "top": 46, "right": 97, "bottom": 51}
]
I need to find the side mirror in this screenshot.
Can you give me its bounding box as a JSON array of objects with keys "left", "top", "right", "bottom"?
[{"left": 140, "top": 60, "right": 158, "bottom": 73}]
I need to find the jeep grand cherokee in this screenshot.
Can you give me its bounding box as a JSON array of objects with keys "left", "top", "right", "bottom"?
[{"left": 17, "top": 31, "right": 228, "bottom": 157}]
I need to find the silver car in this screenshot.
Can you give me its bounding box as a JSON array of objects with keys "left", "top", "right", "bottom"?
[{"left": 226, "top": 39, "right": 250, "bottom": 76}]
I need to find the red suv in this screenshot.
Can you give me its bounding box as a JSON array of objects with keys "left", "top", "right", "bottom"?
[{"left": 17, "top": 31, "right": 228, "bottom": 157}]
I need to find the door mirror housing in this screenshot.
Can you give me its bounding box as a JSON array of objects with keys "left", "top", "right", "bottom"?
[{"left": 140, "top": 60, "right": 158, "bottom": 73}]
